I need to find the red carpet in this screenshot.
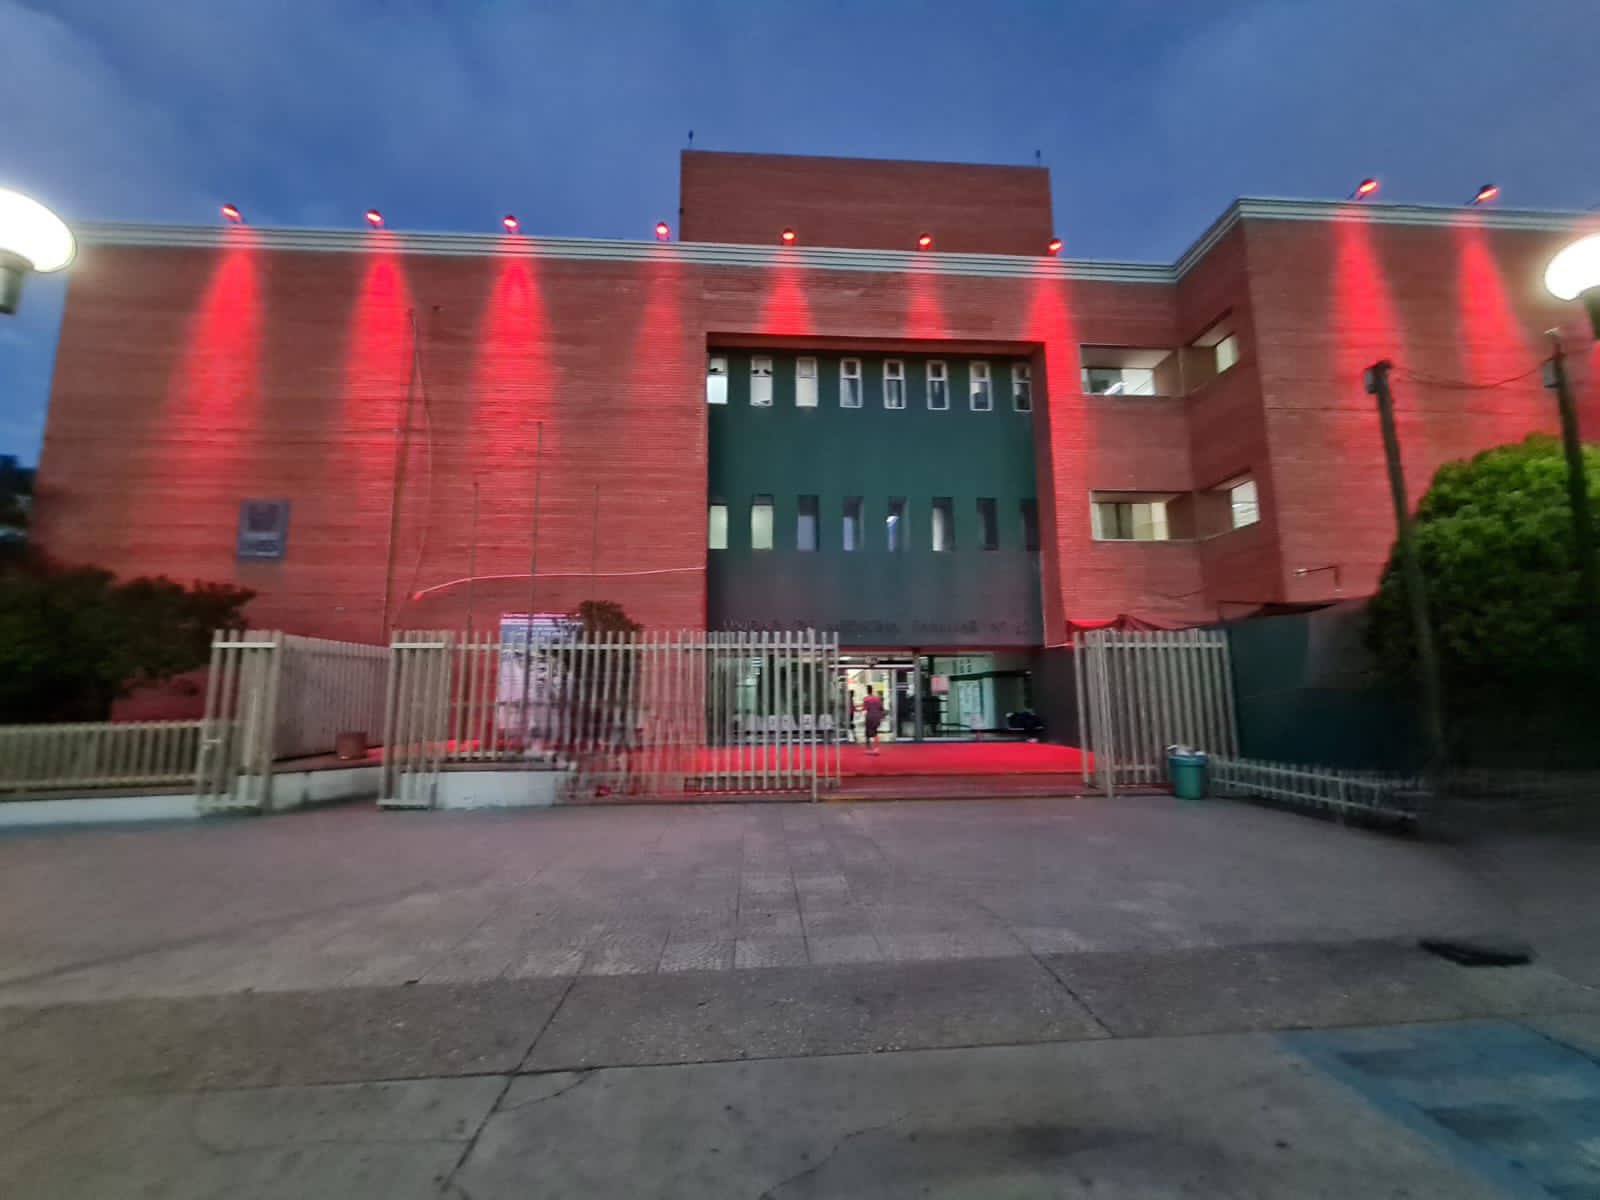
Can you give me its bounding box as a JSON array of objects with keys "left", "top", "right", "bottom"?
[{"left": 693, "top": 741, "right": 1089, "bottom": 778}]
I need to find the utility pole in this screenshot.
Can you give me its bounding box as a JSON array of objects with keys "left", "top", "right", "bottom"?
[
  {"left": 516, "top": 423, "right": 545, "bottom": 753},
  {"left": 465, "top": 479, "right": 480, "bottom": 640},
  {"left": 1542, "top": 332, "right": 1600, "bottom": 667},
  {"left": 379, "top": 308, "right": 421, "bottom": 641},
  {"left": 1364, "top": 360, "right": 1448, "bottom": 770}
]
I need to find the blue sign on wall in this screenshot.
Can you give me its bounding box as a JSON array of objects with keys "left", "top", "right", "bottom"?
[{"left": 237, "top": 499, "right": 290, "bottom": 559}]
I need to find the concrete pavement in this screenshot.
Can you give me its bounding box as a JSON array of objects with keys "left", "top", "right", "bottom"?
[{"left": 2, "top": 796, "right": 1598, "bottom": 1196}]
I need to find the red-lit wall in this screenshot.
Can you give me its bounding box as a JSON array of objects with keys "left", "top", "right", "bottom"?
[
  {"left": 680, "top": 150, "right": 1054, "bottom": 256},
  {"left": 34, "top": 206, "right": 1599, "bottom": 648},
  {"left": 1243, "top": 214, "right": 1600, "bottom": 602}
]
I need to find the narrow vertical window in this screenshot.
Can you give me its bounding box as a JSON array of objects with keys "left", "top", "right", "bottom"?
[
  {"left": 751, "top": 494, "right": 774, "bottom": 550},
  {"left": 931, "top": 497, "right": 954, "bottom": 551},
  {"left": 1229, "top": 478, "right": 1260, "bottom": 528},
  {"left": 977, "top": 498, "right": 998, "bottom": 549},
  {"left": 795, "top": 356, "right": 818, "bottom": 408},
  {"left": 1021, "top": 499, "right": 1040, "bottom": 552},
  {"left": 883, "top": 359, "right": 906, "bottom": 409},
  {"left": 842, "top": 497, "right": 863, "bottom": 551},
  {"left": 1215, "top": 333, "right": 1240, "bottom": 374},
  {"left": 886, "top": 497, "right": 907, "bottom": 551},
  {"left": 1012, "top": 363, "right": 1032, "bottom": 412},
  {"left": 751, "top": 356, "right": 773, "bottom": 407},
  {"left": 927, "top": 360, "right": 949, "bottom": 410},
  {"left": 970, "top": 362, "right": 993, "bottom": 412},
  {"left": 797, "top": 494, "right": 819, "bottom": 551},
  {"left": 706, "top": 356, "right": 728, "bottom": 405},
  {"left": 707, "top": 501, "right": 728, "bottom": 550},
  {"left": 840, "top": 358, "right": 863, "bottom": 408}
]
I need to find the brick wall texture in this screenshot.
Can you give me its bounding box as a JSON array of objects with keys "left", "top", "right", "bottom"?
[{"left": 32, "top": 157, "right": 1600, "bottom": 649}]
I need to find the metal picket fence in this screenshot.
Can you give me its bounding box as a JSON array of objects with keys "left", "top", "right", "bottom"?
[
  {"left": 0, "top": 720, "right": 205, "bottom": 794},
  {"left": 1078, "top": 627, "right": 1239, "bottom": 796},
  {"left": 382, "top": 629, "right": 842, "bottom": 808},
  {"left": 1209, "top": 757, "right": 1424, "bottom": 823},
  {"left": 198, "top": 631, "right": 388, "bottom": 812}
]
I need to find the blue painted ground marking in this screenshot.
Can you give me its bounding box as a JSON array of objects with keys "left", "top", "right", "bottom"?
[{"left": 1284, "top": 1020, "right": 1600, "bottom": 1199}]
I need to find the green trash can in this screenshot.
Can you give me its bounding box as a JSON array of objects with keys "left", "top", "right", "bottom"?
[{"left": 1167, "top": 749, "right": 1209, "bottom": 801}]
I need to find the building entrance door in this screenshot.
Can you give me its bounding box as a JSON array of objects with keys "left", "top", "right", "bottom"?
[{"left": 839, "top": 658, "right": 917, "bottom": 743}]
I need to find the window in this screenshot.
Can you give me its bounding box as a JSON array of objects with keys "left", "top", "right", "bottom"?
[
  {"left": 1020, "top": 499, "right": 1040, "bottom": 552},
  {"left": 977, "top": 498, "right": 998, "bottom": 549},
  {"left": 840, "top": 358, "right": 863, "bottom": 408},
  {"left": 886, "top": 497, "right": 907, "bottom": 551},
  {"left": 1091, "top": 497, "right": 1171, "bottom": 541},
  {"left": 797, "top": 494, "right": 819, "bottom": 551},
  {"left": 706, "top": 356, "right": 728, "bottom": 405},
  {"left": 970, "top": 362, "right": 993, "bottom": 411},
  {"left": 883, "top": 359, "right": 906, "bottom": 409},
  {"left": 932, "top": 497, "right": 954, "bottom": 552},
  {"left": 1228, "top": 477, "right": 1259, "bottom": 529},
  {"left": 751, "top": 494, "right": 774, "bottom": 550},
  {"left": 842, "top": 497, "right": 863, "bottom": 551},
  {"left": 795, "top": 356, "right": 818, "bottom": 408},
  {"left": 1082, "top": 366, "right": 1156, "bottom": 396},
  {"left": 927, "top": 360, "right": 949, "bottom": 410},
  {"left": 707, "top": 501, "right": 728, "bottom": 550},
  {"left": 1012, "top": 363, "right": 1032, "bottom": 412},
  {"left": 751, "top": 357, "right": 773, "bottom": 406},
  {"left": 1215, "top": 333, "right": 1240, "bottom": 374},
  {"left": 1080, "top": 346, "right": 1176, "bottom": 396}
]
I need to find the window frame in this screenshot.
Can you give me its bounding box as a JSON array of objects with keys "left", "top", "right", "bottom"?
[
  {"left": 886, "top": 497, "right": 907, "bottom": 552},
  {"left": 706, "top": 355, "right": 729, "bottom": 406},
  {"left": 883, "top": 359, "right": 906, "bottom": 410},
  {"left": 840, "top": 358, "right": 864, "bottom": 409},
  {"left": 842, "top": 496, "right": 863, "bottom": 552},
  {"left": 970, "top": 361, "right": 993, "bottom": 412},
  {"left": 750, "top": 356, "right": 774, "bottom": 407},
  {"left": 795, "top": 355, "right": 819, "bottom": 408},
  {"left": 926, "top": 360, "right": 950, "bottom": 411},
  {"left": 796, "top": 494, "right": 819, "bottom": 551},
  {"left": 1012, "top": 363, "right": 1032, "bottom": 412},
  {"left": 1090, "top": 496, "right": 1171, "bottom": 542},
  {"left": 1215, "top": 333, "right": 1241, "bottom": 375},
  {"left": 1227, "top": 476, "right": 1260, "bottom": 529},
  {"left": 931, "top": 496, "right": 955, "bottom": 552},
  {"left": 977, "top": 497, "right": 998, "bottom": 550},
  {"left": 750, "top": 494, "right": 774, "bottom": 551},
  {"left": 707, "top": 501, "right": 728, "bottom": 550},
  {"left": 1020, "top": 498, "right": 1040, "bottom": 552}
]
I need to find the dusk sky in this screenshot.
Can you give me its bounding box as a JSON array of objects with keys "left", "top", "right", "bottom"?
[{"left": 2, "top": 0, "right": 1597, "bottom": 459}]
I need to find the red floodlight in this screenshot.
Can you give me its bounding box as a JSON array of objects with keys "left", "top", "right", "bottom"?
[
  {"left": 220, "top": 203, "right": 242, "bottom": 224},
  {"left": 1047, "top": 237, "right": 1063, "bottom": 255},
  {"left": 502, "top": 214, "right": 520, "bottom": 233},
  {"left": 917, "top": 232, "right": 933, "bottom": 250},
  {"left": 654, "top": 221, "right": 670, "bottom": 241},
  {"left": 1354, "top": 178, "right": 1379, "bottom": 199},
  {"left": 780, "top": 227, "right": 796, "bottom": 244},
  {"left": 1471, "top": 183, "right": 1500, "bottom": 205},
  {"left": 365, "top": 209, "right": 384, "bottom": 228}
]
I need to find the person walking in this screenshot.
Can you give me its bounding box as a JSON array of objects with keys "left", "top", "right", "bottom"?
[{"left": 857, "top": 686, "right": 885, "bottom": 755}]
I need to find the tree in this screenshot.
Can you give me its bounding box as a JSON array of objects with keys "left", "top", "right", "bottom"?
[
  {"left": 0, "top": 550, "right": 254, "bottom": 722},
  {"left": 572, "top": 599, "right": 642, "bottom": 638},
  {"left": 1366, "top": 434, "right": 1600, "bottom": 762}
]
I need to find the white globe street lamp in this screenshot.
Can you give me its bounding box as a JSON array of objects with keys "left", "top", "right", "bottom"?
[
  {"left": 1546, "top": 232, "right": 1600, "bottom": 339},
  {"left": 0, "top": 187, "right": 75, "bottom": 315}
]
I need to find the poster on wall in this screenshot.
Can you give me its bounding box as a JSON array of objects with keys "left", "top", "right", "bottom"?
[
  {"left": 236, "top": 499, "right": 290, "bottom": 559},
  {"left": 497, "top": 613, "right": 581, "bottom": 752}
]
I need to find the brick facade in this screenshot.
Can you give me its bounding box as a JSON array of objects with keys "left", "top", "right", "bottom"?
[{"left": 31, "top": 154, "right": 1600, "bottom": 649}]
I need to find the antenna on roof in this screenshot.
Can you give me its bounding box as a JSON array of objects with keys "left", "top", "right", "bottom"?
[
  {"left": 1034, "top": 149, "right": 1042, "bottom": 166},
  {"left": 687, "top": 130, "right": 695, "bottom": 148}
]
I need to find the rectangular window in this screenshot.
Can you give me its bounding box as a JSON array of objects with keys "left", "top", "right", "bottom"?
[
  {"left": 797, "top": 494, "right": 819, "bottom": 551},
  {"left": 1229, "top": 477, "right": 1259, "bottom": 528},
  {"left": 1082, "top": 365, "right": 1157, "bottom": 396},
  {"left": 707, "top": 501, "right": 728, "bottom": 550},
  {"left": 977, "top": 498, "right": 998, "bottom": 549},
  {"left": 795, "top": 356, "right": 818, "bottom": 407},
  {"left": 750, "top": 356, "right": 774, "bottom": 407},
  {"left": 927, "top": 360, "right": 949, "bottom": 410},
  {"left": 706, "top": 356, "right": 728, "bottom": 405},
  {"left": 883, "top": 359, "right": 906, "bottom": 409},
  {"left": 970, "top": 362, "right": 993, "bottom": 411},
  {"left": 842, "top": 496, "right": 863, "bottom": 551},
  {"left": 886, "top": 497, "right": 907, "bottom": 551},
  {"left": 932, "top": 497, "right": 954, "bottom": 552},
  {"left": 751, "top": 494, "right": 774, "bottom": 550},
  {"left": 1012, "top": 363, "right": 1032, "bottom": 412},
  {"left": 1215, "top": 333, "right": 1240, "bottom": 374},
  {"left": 1091, "top": 497, "right": 1171, "bottom": 542},
  {"left": 1020, "top": 499, "right": 1040, "bottom": 552},
  {"left": 840, "top": 358, "right": 863, "bottom": 408}
]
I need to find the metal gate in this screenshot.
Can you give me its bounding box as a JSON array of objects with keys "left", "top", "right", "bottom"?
[
  {"left": 1078, "top": 628, "right": 1238, "bottom": 796},
  {"left": 382, "top": 629, "right": 843, "bottom": 807}
]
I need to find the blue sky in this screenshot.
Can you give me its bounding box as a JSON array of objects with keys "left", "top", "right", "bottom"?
[{"left": 2, "top": 0, "right": 1597, "bottom": 459}]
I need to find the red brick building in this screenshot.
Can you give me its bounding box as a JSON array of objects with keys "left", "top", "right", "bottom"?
[{"left": 32, "top": 151, "right": 1600, "bottom": 668}]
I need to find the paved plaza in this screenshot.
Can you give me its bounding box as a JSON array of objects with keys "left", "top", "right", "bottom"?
[{"left": 2, "top": 796, "right": 1598, "bottom": 1197}]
